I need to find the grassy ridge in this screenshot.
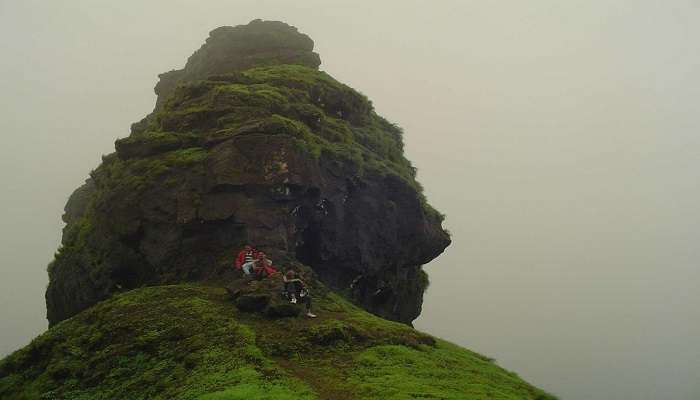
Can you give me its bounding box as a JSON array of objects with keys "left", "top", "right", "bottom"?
[{"left": 1, "top": 285, "right": 555, "bottom": 400}]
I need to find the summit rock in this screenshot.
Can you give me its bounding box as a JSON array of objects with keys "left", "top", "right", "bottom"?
[{"left": 45, "top": 19, "right": 451, "bottom": 326}]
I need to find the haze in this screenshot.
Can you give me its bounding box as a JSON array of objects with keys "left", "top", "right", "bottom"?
[{"left": 1, "top": 1, "right": 699, "bottom": 399}]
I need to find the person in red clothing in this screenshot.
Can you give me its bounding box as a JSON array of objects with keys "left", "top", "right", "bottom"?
[
  {"left": 234, "top": 245, "right": 257, "bottom": 275},
  {"left": 253, "top": 252, "right": 277, "bottom": 278}
]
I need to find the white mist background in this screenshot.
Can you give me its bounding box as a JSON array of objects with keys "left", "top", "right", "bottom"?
[{"left": 1, "top": 1, "right": 699, "bottom": 399}]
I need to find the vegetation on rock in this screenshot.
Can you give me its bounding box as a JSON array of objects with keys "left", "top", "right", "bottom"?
[
  {"left": 47, "top": 20, "right": 450, "bottom": 327},
  {"left": 131, "top": 63, "right": 426, "bottom": 195}
]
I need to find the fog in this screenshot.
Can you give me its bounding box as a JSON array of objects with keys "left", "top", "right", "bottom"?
[{"left": 1, "top": 1, "right": 699, "bottom": 399}]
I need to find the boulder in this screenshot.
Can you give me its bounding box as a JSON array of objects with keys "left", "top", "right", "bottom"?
[
  {"left": 226, "top": 267, "right": 314, "bottom": 318},
  {"left": 46, "top": 19, "right": 450, "bottom": 326}
]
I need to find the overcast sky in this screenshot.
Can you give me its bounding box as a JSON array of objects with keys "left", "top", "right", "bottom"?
[{"left": 1, "top": 1, "right": 699, "bottom": 399}]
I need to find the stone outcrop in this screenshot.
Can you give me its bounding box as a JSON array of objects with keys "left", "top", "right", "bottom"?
[
  {"left": 46, "top": 19, "right": 450, "bottom": 326},
  {"left": 144, "top": 19, "right": 320, "bottom": 118},
  {"left": 225, "top": 264, "right": 319, "bottom": 318}
]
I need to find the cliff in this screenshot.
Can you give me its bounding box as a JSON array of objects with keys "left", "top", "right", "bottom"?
[{"left": 46, "top": 19, "right": 450, "bottom": 326}]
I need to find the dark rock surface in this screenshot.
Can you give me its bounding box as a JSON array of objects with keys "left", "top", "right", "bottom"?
[
  {"left": 225, "top": 267, "right": 317, "bottom": 318},
  {"left": 46, "top": 19, "right": 450, "bottom": 326}
]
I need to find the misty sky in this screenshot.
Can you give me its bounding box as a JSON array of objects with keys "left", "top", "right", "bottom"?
[{"left": 1, "top": 1, "right": 699, "bottom": 399}]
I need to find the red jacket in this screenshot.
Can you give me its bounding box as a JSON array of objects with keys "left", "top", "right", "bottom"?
[
  {"left": 254, "top": 258, "right": 277, "bottom": 277},
  {"left": 234, "top": 249, "right": 257, "bottom": 269}
]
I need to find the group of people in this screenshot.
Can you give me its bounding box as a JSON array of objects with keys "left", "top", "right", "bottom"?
[
  {"left": 234, "top": 244, "right": 316, "bottom": 318},
  {"left": 234, "top": 245, "right": 277, "bottom": 278}
]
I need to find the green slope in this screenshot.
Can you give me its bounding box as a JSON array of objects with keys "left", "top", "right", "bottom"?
[{"left": 0, "top": 285, "right": 555, "bottom": 399}]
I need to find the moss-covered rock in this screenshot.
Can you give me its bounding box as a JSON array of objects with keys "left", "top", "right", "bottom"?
[
  {"left": 46, "top": 19, "right": 450, "bottom": 328},
  {"left": 149, "top": 19, "right": 321, "bottom": 113},
  {"left": 115, "top": 132, "right": 200, "bottom": 160}
]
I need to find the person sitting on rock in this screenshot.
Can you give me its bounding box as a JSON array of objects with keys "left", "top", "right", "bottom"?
[
  {"left": 283, "top": 270, "right": 316, "bottom": 318},
  {"left": 253, "top": 252, "right": 277, "bottom": 279},
  {"left": 234, "top": 244, "right": 258, "bottom": 276}
]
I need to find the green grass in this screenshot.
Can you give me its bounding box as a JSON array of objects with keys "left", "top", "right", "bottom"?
[
  {"left": 0, "top": 286, "right": 315, "bottom": 400},
  {"left": 350, "top": 342, "right": 550, "bottom": 400},
  {"left": 1, "top": 285, "right": 556, "bottom": 400}
]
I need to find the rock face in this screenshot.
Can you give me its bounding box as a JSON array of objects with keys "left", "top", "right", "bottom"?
[
  {"left": 148, "top": 19, "right": 321, "bottom": 114},
  {"left": 46, "top": 19, "right": 450, "bottom": 326}
]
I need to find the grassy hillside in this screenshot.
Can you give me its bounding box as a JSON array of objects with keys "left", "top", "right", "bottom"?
[{"left": 0, "top": 285, "right": 555, "bottom": 399}]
